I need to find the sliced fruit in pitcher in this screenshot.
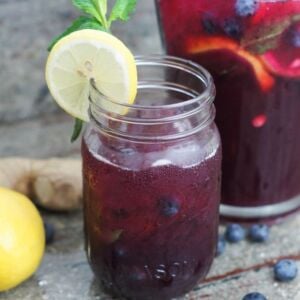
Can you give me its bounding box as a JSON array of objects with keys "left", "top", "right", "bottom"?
[
  {"left": 186, "top": 36, "right": 274, "bottom": 91},
  {"left": 261, "top": 23, "right": 300, "bottom": 78}
]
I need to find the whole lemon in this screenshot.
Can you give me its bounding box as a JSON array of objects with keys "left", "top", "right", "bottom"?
[{"left": 0, "top": 187, "right": 45, "bottom": 291}]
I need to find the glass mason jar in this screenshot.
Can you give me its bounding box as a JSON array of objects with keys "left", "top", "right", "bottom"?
[
  {"left": 82, "top": 56, "right": 221, "bottom": 300},
  {"left": 156, "top": 0, "right": 300, "bottom": 221}
]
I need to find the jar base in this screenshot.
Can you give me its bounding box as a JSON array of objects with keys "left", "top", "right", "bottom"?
[
  {"left": 220, "top": 194, "right": 300, "bottom": 221},
  {"left": 96, "top": 277, "right": 200, "bottom": 300}
]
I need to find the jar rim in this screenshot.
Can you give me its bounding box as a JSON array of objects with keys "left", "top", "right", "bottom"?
[
  {"left": 88, "top": 55, "right": 216, "bottom": 141},
  {"left": 89, "top": 55, "right": 215, "bottom": 112}
]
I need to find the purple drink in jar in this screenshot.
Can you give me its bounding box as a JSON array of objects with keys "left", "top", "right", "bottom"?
[{"left": 82, "top": 56, "right": 221, "bottom": 299}]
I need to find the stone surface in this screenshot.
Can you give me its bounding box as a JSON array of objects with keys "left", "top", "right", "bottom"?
[
  {"left": 1, "top": 212, "right": 300, "bottom": 300},
  {"left": 0, "top": 113, "right": 80, "bottom": 158},
  {"left": 0, "top": 0, "right": 161, "bottom": 157}
]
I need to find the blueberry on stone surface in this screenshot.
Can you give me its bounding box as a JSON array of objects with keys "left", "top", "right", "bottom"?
[
  {"left": 44, "top": 221, "right": 55, "bottom": 245},
  {"left": 225, "top": 223, "right": 246, "bottom": 243},
  {"left": 158, "top": 196, "right": 180, "bottom": 217},
  {"left": 242, "top": 292, "right": 267, "bottom": 300},
  {"left": 248, "top": 224, "right": 269, "bottom": 243},
  {"left": 216, "top": 235, "right": 226, "bottom": 256},
  {"left": 235, "top": 0, "right": 259, "bottom": 17},
  {"left": 223, "top": 19, "right": 242, "bottom": 39},
  {"left": 274, "top": 259, "right": 298, "bottom": 282}
]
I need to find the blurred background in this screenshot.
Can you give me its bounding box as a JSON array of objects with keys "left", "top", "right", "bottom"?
[{"left": 0, "top": 0, "right": 161, "bottom": 158}]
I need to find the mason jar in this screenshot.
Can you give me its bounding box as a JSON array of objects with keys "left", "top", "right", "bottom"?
[
  {"left": 82, "top": 56, "right": 221, "bottom": 299},
  {"left": 156, "top": 0, "right": 300, "bottom": 221}
]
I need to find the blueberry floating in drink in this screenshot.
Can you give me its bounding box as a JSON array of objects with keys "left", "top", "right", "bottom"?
[
  {"left": 158, "top": 196, "right": 180, "bottom": 217},
  {"left": 223, "top": 18, "right": 242, "bottom": 39},
  {"left": 235, "top": 0, "right": 259, "bottom": 17}
]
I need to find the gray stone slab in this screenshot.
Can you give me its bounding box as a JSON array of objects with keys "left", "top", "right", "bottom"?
[
  {"left": 0, "top": 112, "right": 80, "bottom": 158},
  {"left": 0, "top": 0, "right": 161, "bottom": 123},
  {"left": 0, "top": 212, "right": 299, "bottom": 300},
  {"left": 0, "top": 0, "right": 161, "bottom": 159}
]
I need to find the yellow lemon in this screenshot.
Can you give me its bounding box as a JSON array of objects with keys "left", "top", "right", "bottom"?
[
  {"left": 0, "top": 187, "right": 45, "bottom": 291},
  {"left": 45, "top": 29, "right": 137, "bottom": 121}
]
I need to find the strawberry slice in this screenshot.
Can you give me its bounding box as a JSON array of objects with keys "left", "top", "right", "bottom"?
[{"left": 186, "top": 36, "right": 274, "bottom": 91}]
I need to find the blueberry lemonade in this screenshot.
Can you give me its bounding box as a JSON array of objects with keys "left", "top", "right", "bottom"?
[
  {"left": 156, "top": 0, "right": 300, "bottom": 220},
  {"left": 82, "top": 56, "right": 221, "bottom": 299},
  {"left": 45, "top": 1, "right": 221, "bottom": 299}
]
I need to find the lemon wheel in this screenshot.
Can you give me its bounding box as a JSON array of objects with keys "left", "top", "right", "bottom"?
[{"left": 45, "top": 29, "right": 137, "bottom": 121}]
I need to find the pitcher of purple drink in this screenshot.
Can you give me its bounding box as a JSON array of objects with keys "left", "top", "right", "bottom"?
[
  {"left": 82, "top": 56, "right": 221, "bottom": 299},
  {"left": 156, "top": 0, "right": 300, "bottom": 221}
]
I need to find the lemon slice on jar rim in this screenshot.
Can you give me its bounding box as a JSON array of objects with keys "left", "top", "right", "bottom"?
[{"left": 45, "top": 29, "right": 137, "bottom": 121}]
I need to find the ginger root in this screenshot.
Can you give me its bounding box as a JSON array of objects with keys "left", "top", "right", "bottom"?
[{"left": 0, "top": 158, "right": 82, "bottom": 211}]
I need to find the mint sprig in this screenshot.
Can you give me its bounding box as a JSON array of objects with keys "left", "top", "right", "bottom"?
[
  {"left": 48, "top": 16, "right": 105, "bottom": 51},
  {"left": 241, "top": 14, "right": 300, "bottom": 55},
  {"left": 48, "top": 0, "right": 137, "bottom": 142},
  {"left": 71, "top": 118, "right": 84, "bottom": 142},
  {"left": 109, "top": 0, "right": 137, "bottom": 25},
  {"left": 72, "top": 0, "right": 109, "bottom": 30}
]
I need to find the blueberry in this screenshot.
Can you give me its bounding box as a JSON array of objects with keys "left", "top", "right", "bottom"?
[
  {"left": 113, "top": 245, "right": 127, "bottom": 258},
  {"left": 158, "top": 196, "right": 180, "bottom": 217},
  {"left": 223, "top": 19, "right": 242, "bottom": 39},
  {"left": 274, "top": 259, "right": 298, "bottom": 282},
  {"left": 248, "top": 224, "right": 269, "bottom": 243},
  {"left": 216, "top": 235, "right": 226, "bottom": 256},
  {"left": 129, "top": 268, "right": 147, "bottom": 282},
  {"left": 242, "top": 292, "right": 267, "bottom": 300},
  {"left": 44, "top": 221, "right": 55, "bottom": 244},
  {"left": 202, "top": 17, "right": 219, "bottom": 34},
  {"left": 235, "top": 0, "right": 259, "bottom": 17},
  {"left": 225, "top": 224, "right": 246, "bottom": 243},
  {"left": 112, "top": 208, "right": 129, "bottom": 219},
  {"left": 113, "top": 241, "right": 128, "bottom": 258},
  {"left": 292, "top": 31, "right": 300, "bottom": 48},
  {"left": 120, "top": 147, "right": 135, "bottom": 155}
]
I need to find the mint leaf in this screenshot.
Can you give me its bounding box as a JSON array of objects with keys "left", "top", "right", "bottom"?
[
  {"left": 47, "top": 0, "right": 138, "bottom": 143},
  {"left": 93, "top": 0, "right": 107, "bottom": 18},
  {"left": 241, "top": 20, "right": 290, "bottom": 54},
  {"left": 71, "top": 118, "right": 84, "bottom": 142},
  {"left": 242, "top": 14, "right": 300, "bottom": 55},
  {"left": 72, "top": 0, "right": 100, "bottom": 19},
  {"left": 109, "top": 0, "right": 137, "bottom": 25},
  {"left": 72, "top": 0, "right": 108, "bottom": 28},
  {"left": 48, "top": 16, "right": 105, "bottom": 51}
]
